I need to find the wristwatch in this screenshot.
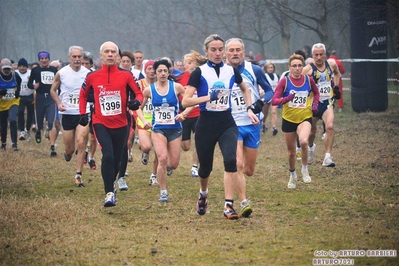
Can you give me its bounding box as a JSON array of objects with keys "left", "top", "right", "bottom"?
[{"left": 247, "top": 105, "right": 255, "bottom": 112}]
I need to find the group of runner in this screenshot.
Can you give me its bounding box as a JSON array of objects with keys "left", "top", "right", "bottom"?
[{"left": 0, "top": 36, "right": 340, "bottom": 220}]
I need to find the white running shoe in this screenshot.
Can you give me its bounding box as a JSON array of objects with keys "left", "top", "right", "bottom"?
[
  {"left": 19, "top": 131, "right": 26, "bottom": 141},
  {"left": 287, "top": 172, "right": 297, "bottom": 189},
  {"left": 149, "top": 174, "right": 158, "bottom": 186},
  {"left": 301, "top": 169, "right": 312, "bottom": 183},
  {"left": 191, "top": 166, "right": 199, "bottom": 177},
  {"left": 308, "top": 144, "right": 316, "bottom": 165},
  {"left": 322, "top": 156, "right": 336, "bottom": 167},
  {"left": 104, "top": 192, "right": 116, "bottom": 207},
  {"left": 159, "top": 190, "right": 168, "bottom": 202},
  {"left": 118, "top": 177, "right": 128, "bottom": 191}
]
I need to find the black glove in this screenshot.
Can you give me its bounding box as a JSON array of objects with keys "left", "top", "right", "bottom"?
[
  {"left": 0, "top": 90, "right": 6, "bottom": 96},
  {"left": 210, "top": 89, "right": 220, "bottom": 101},
  {"left": 333, "top": 85, "right": 341, "bottom": 100},
  {"left": 15, "top": 90, "right": 19, "bottom": 99},
  {"left": 79, "top": 114, "right": 89, "bottom": 126},
  {"left": 128, "top": 99, "right": 141, "bottom": 111}
]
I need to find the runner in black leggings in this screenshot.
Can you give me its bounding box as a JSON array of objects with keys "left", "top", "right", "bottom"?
[{"left": 182, "top": 34, "right": 258, "bottom": 220}]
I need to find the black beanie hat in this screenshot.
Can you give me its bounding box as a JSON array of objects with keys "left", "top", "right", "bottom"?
[{"left": 18, "top": 58, "right": 29, "bottom": 67}]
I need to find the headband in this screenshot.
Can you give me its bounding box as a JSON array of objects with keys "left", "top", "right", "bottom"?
[{"left": 38, "top": 51, "right": 50, "bottom": 60}]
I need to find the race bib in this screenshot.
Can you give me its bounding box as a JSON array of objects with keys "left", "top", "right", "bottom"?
[
  {"left": 143, "top": 101, "right": 153, "bottom": 116},
  {"left": 68, "top": 93, "right": 80, "bottom": 108},
  {"left": 231, "top": 89, "right": 246, "bottom": 112},
  {"left": 2, "top": 89, "right": 15, "bottom": 100},
  {"left": 288, "top": 91, "right": 308, "bottom": 109},
  {"left": 20, "top": 83, "right": 30, "bottom": 93},
  {"left": 206, "top": 89, "right": 230, "bottom": 111},
  {"left": 318, "top": 81, "right": 331, "bottom": 99},
  {"left": 99, "top": 94, "right": 122, "bottom": 116},
  {"left": 154, "top": 106, "right": 175, "bottom": 124},
  {"left": 41, "top": 71, "right": 55, "bottom": 85}
]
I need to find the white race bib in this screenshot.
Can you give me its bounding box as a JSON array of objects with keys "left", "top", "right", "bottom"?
[
  {"left": 99, "top": 94, "right": 122, "bottom": 116},
  {"left": 231, "top": 89, "right": 246, "bottom": 112},
  {"left": 288, "top": 91, "right": 308, "bottom": 109},
  {"left": 40, "top": 71, "right": 55, "bottom": 85},
  {"left": 154, "top": 106, "right": 175, "bottom": 124},
  {"left": 2, "top": 89, "right": 15, "bottom": 100},
  {"left": 68, "top": 93, "right": 80, "bottom": 108},
  {"left": 205, "top": 89, "right": 230, "bottom": 111},
  {"left": 318, "top": 81, "right": 331, "bottom": 99}
]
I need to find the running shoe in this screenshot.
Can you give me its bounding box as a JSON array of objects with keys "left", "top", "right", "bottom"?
[
  {"left": 88, "top": 159, "right": 96, "bottom": 170},
  {"left": 64, "top": 153, "right": 72, "bottom": 162},
  {"left": 149, "top": 174, "right": 158, "bottom": 186},
  {"left": 322, "top": 156, "right": 336, "bottom": 167},
  {"left": 31, "top": 125, "right": 37, "bottom": 133},
  {"left": 224, "top": 203, "right": 239, "bottom": 220},
  {"left": 262, "top": 124, "right": 267, "bottom": 133},
  {"left": 104, "top": 192, "right": 116, "bottom": 207},
  {"left": 141, "top": 152, "right": 149, "bottom": 165},
  {"left": 191, "top": 166, "right": 199, "bottom": 177},
  {"left": 240, "top": 199, "right": 253, "bottom": 218},
  {"left": 322, "top": 133, "right": 326, "bottom": 140},
  {"left": 117, "top": 177, "right": 128, "bottom": 191},
  {"left": 159, "top": 191, "right": 168, "bottom": 202},
  {"left": 75, "top": 174, "right": 85, "bottom": 187},
  {"left": 166, "top": 166, "right": 173, "bottom": 176},
  {"left": 272, "top": 128, "right": 278, "bottom": 136},
  {"left": 19, "top": 131, "right": 26, "bottom": 141},
  {"left": 308, "top": 143, "right": 316, "bottom": 165},
  {"left": 12, "top": 143, "right": 18, "bottom": 151},
  {"left": 301, "top": 169, "right": 312, "bottom": 183},
  {"left": 197, "top": 193, "right": 208, "bottom": 215},
  {"left": 287, "top": 172, "right": 297, "bottom": 189},
  {"left": 35, "top": 131, "right": 41, "bottom": 144},
  {"left": 50, "top": 146, "right": 57, "bottom": 156}
]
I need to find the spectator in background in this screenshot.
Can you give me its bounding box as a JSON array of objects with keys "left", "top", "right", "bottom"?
[{"left": 329, "top": 50, "right": 345, "bottom": 112}]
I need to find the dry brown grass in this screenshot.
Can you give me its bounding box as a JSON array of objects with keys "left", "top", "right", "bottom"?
[{"left": 1, "top": 94, "right": 399, "bottom": 265}]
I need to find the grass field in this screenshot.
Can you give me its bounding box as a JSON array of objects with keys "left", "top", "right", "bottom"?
[{"left": 1, "top": 92, "right": 398, "bottom": 266}]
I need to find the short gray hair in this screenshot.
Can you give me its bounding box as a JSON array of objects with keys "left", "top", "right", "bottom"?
[
  {"left": 225, "top": 38, "right": 245, "bottom": 50},
  {"left": 68, "top": 46, "right": 84, "bottom": 56},
  {"left": 312, "top": 43, "right": 326, "bottom": 54}
]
